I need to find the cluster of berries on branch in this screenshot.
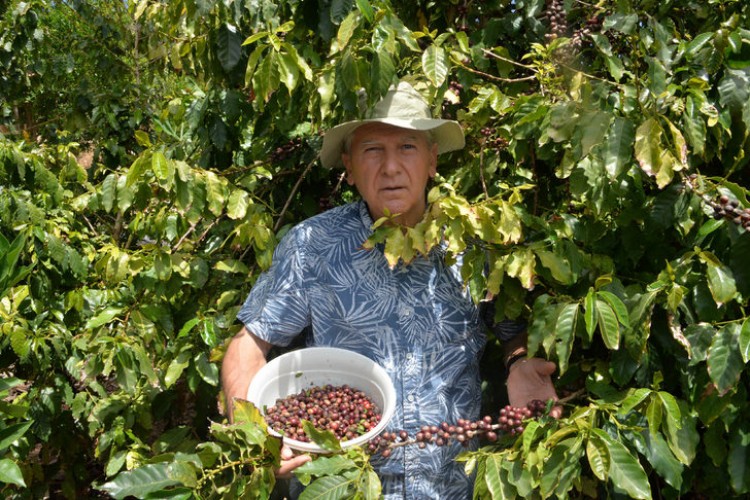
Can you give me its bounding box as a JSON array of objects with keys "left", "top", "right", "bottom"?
[
  {"left": 270, "top": 137, "right": 305, "bottom": 163},
  {"left": 710, "top": 194, "right": 750, "bottom": 231},
  {"left": 480, "top": 126, "right": 509, "bottom": 152},
  {"left": 366, "top": 399, "right": 549, "bottom": 457}
]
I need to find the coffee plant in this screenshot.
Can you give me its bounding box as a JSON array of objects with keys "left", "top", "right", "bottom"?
[{"left": 1, "top": 0, "right": 750, "bottom": 498}]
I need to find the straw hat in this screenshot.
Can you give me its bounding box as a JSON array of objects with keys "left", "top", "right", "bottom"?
[{"left": 319, "top": 81, "right": 465, "bottom": 168}]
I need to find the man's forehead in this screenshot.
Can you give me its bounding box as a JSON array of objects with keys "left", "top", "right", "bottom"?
[{"left": 352, "top": 123, "right": 427, "bottom": 143}]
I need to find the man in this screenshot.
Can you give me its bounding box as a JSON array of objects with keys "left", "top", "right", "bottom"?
[{"left": 221, "top": 81, "right": 559, "bottom": 498}]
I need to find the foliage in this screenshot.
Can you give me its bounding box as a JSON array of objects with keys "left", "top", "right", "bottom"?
[{"left": 1, "top": 0, "right": 750, "bottom": 498}]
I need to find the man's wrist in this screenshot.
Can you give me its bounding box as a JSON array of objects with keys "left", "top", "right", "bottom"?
[{"left": 503, "top": 349, "right": 527, "bottom": 378}]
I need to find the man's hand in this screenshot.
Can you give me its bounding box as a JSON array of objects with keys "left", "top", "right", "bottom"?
[
  {"left": 505, "top": 357, "right": 562, "bottom": 419},
  {"left": 276, "top": 444, "right": 312, "bottom": 479}
]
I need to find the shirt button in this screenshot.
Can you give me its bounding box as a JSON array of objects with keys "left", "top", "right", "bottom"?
[
  {"left": 405, "top": 353, "right": 413, "bottom": 361},
  {"left": 407, "top": 394, "right": 415, "bottom": 402}
]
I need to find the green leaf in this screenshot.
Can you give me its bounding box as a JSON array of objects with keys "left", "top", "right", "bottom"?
[
  {"left": 372, "top": 49, "right": 396, "bottom": 98},
  {"left": 483, "top": 453, "right": 506, "bottom": 499},
  {"left": 151, "top": 151, "right": 172, "bottom": 181},
  {"left": 684, "top": 94, "right": 707, "bottom": 156},
  {"left": 584, "top": 288, "right": 597, "bottom": 339},
  {"left": 295, "top": 455, "right": 354, "bottom": 478},
  {"left": 337, "top": 11, "right": 359, "bottom": 50},
  {"left": 216, "top": 23, "right": 242, "bottom": 71},
  {"left": 0, "top": 420, "right": 32, "bottom": 452},
  {"left": 597, "top": 291, "right": 631, "bottom": 329},
  {"left": 603, "top": 117, "right": 635, "bottom": 177},
  {"left": 0, "top": 458, "right": 26, "bottom": 487},
  {"left": 554, "top": 302, "right": 579, "bottom": 374},
  {"left": 253, "top": 50, "right": 281, "bottom": 104},
  {"left": 657, "top": 391, "right": 682, "bottom": 430},
  {"left": 536, "top": 249, "right": 574, "bottom": 284},
  {"left": 226, "top": 189, "right": 251, "bottom": 220},
  {"left": 728, "top": 423, "right": 750, "bottom": 494},
  {"left": 579, "top": 110, "right": 611, "bottom": 157},
  {"left": 355, "top": 0, "right": 374, "bottom": 22},
  {"left": 205, "top": 171, "right": 227, "bottom": 217},
  {"left": 634, "top": 117, "right": 674, "bottom": 188},
  {"left": 422, "top": 45, "right": 448, "bottom": 87},
  {"left": 540, "top": 437, "right": 583, "bottom": 498},
  {"left": 707, "top": 323, "right": 744, "bottom": 395},
  {"left": 586, "top": 434, "right": 610, "bottom": 481},
  {"left": 592, "top": 429, "right": 651, "bottom": 499},
  {"left": 740, "top": 318, "right": 750, "bottom": 364},
  {"left": 165, "top": 349, "right": 192, "bottom": 388},
  {"left": 646, "top": 398, "right": 663, "bottom": 434},
  {"left": 359, "top": 468, "right": 381, "bottom": 498},
  {"left": 85, "top": 306, "right": 124, "bottom": 329},
  {"left": 596, "top": 299, "right": 620, "bottom": 350},
  {"left": 705, "top": 260, "right": 737, "bottom": 306},
  {"left": 302, "top": 420, "right": 342, "bottom": 453},
  {"left": 684, "top": 322, "right": 715, "bottom": 364},
  {"left": 277, "top": 50, "right": 300, "bottom": 93},
  {"left": 101, "top": 173, "right": 117, "bottom": 213},
  {"left": 98, "top": 463, "right": 184, "bottom": 499},
  {"left": 640, "top": 430, "right": 684, "bottom": 490},
  {"left": 299, "top": 474, "right": 354, "bottom": 500},
  {"left": 620, "top": 388, "right": 652, "bottom": 415}
]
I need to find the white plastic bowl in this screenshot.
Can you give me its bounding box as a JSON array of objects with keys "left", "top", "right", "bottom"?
[{"left": 246, "top": 347, "right": 396, "bottom": 453}]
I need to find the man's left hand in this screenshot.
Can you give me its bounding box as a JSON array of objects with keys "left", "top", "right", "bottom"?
[{"left": 505, "top": 357, "right": 562, "bottom": 419}]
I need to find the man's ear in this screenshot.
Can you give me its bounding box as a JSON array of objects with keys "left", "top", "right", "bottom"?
[{"left": 342, "top": 154, "right": 355, "bottom": 185}]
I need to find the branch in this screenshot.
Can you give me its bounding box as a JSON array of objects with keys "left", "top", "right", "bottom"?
[
  {"left": 461, "top": 64, "right": 538, "bottom": 83},
  {"left": 172, "top": 220, "right": 199, "bottom": 252},
  {"left": 481, "top": 48, "right": 537, "bottom": 71},
  {"left": 273, "top": 155, "right": 319, "bottom": 233}
]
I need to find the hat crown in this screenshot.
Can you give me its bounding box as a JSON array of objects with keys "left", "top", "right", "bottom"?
[{"left": 366, "top": 82, "right": 432, "bottom": 121}]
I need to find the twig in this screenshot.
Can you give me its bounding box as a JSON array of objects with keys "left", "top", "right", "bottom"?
[
  {"left": 172, "top": 220, "right": 199, "bottom": 252},
  {"left": 461, "top": 64, "right": 538, "bottom": 83},
  {"left": 82, "top": 214, "right": 99, "bottom": 237},
  {"left": 481, "top": 48, "right": 537, "bottom": 71},
  {"left": 273, "top": 155, "right": 319, "bottom": 233},
  {"left": 558, "top": 388, "right": 586, "bottom": 405}
]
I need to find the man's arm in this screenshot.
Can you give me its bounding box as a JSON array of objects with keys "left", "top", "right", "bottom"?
[
  {"left": 221, "top": 326, "right": 272, "bottom": 422},
  {"left": 221, "top": 326, "right": 313, "bottom": 476}
]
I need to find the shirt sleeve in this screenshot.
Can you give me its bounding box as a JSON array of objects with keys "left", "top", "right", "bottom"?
[{"left": 236, "top": 225, "right": 311, "bottom": 347}]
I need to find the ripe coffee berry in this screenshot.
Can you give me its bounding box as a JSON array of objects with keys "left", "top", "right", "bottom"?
[{"left": 264, "top": 384, "right": 382, "bottom": 443}]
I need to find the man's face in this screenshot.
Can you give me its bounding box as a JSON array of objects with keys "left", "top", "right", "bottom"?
[{"left": 342, "top": 122, "right": 438, "bottom": 227}]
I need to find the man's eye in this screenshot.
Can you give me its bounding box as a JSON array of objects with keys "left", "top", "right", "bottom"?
[
  {"left": 402, "top": 144, "right": 416, "bottom": 150},
  {"left": 364, "top": 146, "right": 382, "bottom": 153}
]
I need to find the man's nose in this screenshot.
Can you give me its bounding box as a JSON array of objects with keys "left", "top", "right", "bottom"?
[{"left": 381, "top": 149, "right": 401, "bottom": 175}]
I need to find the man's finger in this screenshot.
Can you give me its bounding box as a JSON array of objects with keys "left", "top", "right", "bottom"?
[{"left": 276, "top": 454, "right": 312, "bottom": 479}]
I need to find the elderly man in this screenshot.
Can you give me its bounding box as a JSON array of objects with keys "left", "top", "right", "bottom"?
[{"left": 221, "top": 81, "right": 559, "bottom": 498}]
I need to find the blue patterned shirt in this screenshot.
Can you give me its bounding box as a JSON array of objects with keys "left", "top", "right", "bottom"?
[{"left": 237, "top": 201, "right": 486, "bottom": 499}]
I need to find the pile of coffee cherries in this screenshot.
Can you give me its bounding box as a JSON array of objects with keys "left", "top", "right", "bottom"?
[
  {"left": 366, "top": 399, "right": 549, "bottom": 457},
  {"left": 264, "top": 384, "right": 382, "bottom": 443}
]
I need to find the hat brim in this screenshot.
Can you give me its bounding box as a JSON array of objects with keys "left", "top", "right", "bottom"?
[{"left": 320, "top": 117, "right": 465, "bottom": 169}]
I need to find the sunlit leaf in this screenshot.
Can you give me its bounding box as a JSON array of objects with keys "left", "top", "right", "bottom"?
[
  {"left": 596, "top": 299, "right": 620, "bottom": 350},
  {"left": 422, "top": 45, "right": 448, "bottom": 87},
  {"left": 0, "top": 458, "right": 26, "bottom": 487}
]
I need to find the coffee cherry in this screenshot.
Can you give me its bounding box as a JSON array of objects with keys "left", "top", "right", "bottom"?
[{"left": 264, "top": 384, "right": 382, "bottom": 443}]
